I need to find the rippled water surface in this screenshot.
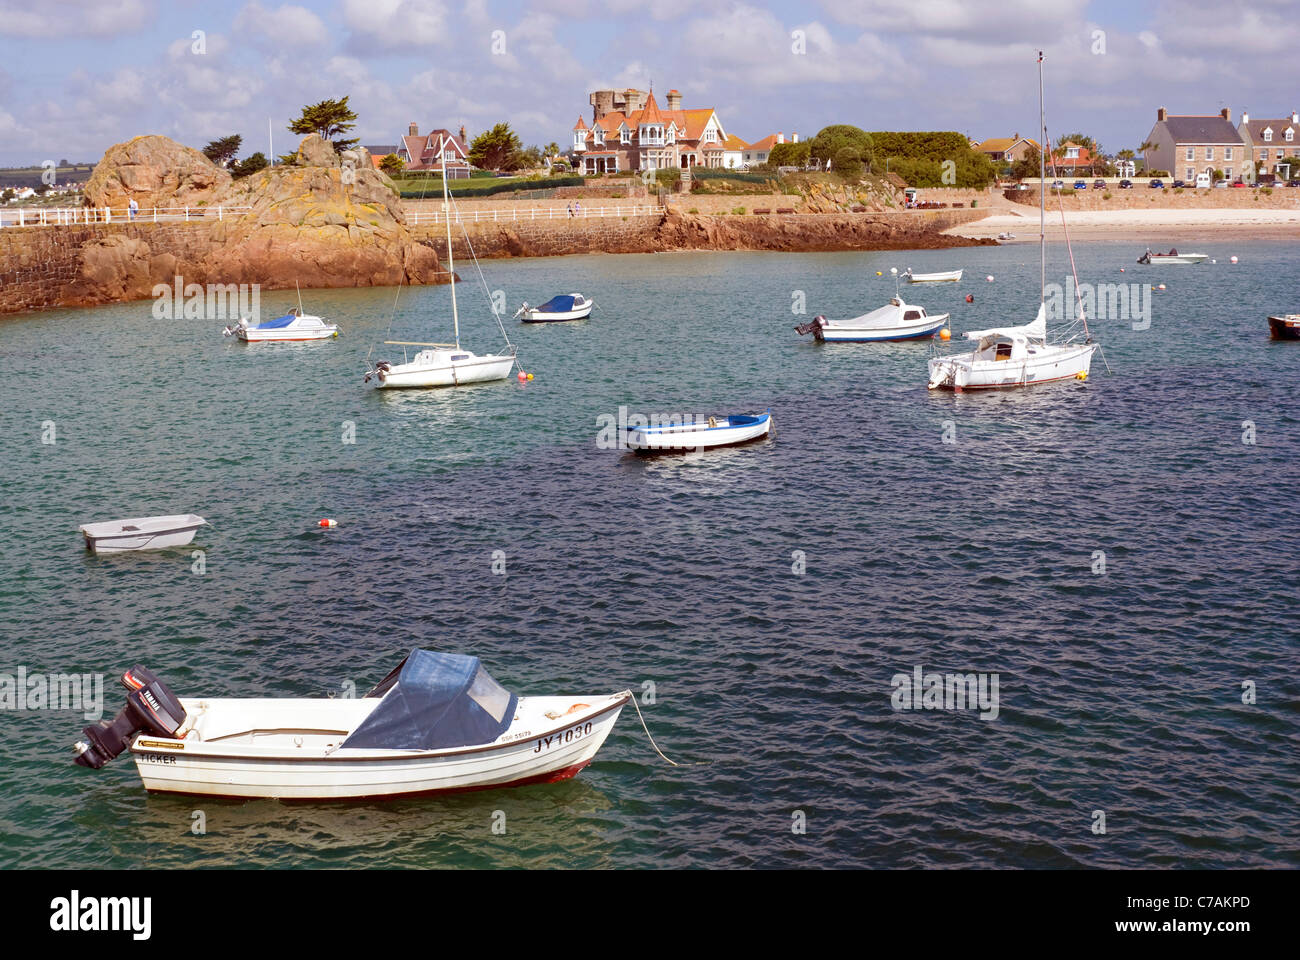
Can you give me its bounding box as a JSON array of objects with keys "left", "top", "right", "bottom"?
[{"left": 2, "top": 242, "right": 1297, "bottom": 868}]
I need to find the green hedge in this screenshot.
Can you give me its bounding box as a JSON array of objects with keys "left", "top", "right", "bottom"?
[
  {"left": 691, "top": 169, "right": 772, "bottom": 184},
  {"left": 398, "top": 175, "right": 584, "bottom": 199}
]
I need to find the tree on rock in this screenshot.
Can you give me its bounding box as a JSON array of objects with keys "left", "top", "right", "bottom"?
[
  {"left": 288, "top": 97, "right": 359, "bottom": 153},
  {"left": 203, "top": 135, "right": 243, "bottom": 168},
  {"left": 468, "top": 123, "right": 524, "bottom": 171},
  {"left": 769, "top": 141, "right": 810, "bottom": 168},
  {"left": 232, "top": 152, "right": 269, "bottom": 179},
  {"left": 379, "top": 153, "right": 405, "bottom": 175},
  {"left": 833, "top": 147, "right": 864, "bottom": 180},
  {"left": 810, "top": 126, "right": 874, "bottom": 172}
]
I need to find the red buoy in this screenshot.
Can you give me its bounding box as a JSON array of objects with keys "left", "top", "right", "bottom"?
[
  {"left": 965, "top": 294, "right": 974, "bottom": 303},
  {"left": 319, "top": 519, "right": 337, "bottom": 528}
]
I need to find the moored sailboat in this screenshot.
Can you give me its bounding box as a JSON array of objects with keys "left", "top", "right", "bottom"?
[{"left": 928, "top": 52, "right": 1099, "bottom": 392}]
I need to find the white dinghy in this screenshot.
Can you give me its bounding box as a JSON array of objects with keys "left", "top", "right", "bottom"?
[
  {"left": 797, "top": 297, "right": 949, "bottom": 342},
  {"left": 1137, "top": 248, "right": 1209, "bottom": 265},
  {"left": 927, "top": 51, "right": 1099, "bottom": 393},
  {"left": 515, "top": 294, "right": 595, "bottom": 323},
  {"left": 79, "top": 514, "right": 207, "bottom": 554},
  {"left": 626, "top": 411, "right": 771, "bottom": 454},
  {"left": 905, "top": 269, "right": 963, "bottom": 283},
  {"left": 366, "top": 136, "right": 516, "bottom": 390},
  {"left": 224, "top": 307, "right": 339, "bottom": 342},
  {"left": 72, "top": 651, "right": 631, "bottom": 800}
]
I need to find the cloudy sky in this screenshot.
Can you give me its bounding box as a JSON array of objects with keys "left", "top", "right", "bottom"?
[{"left": 0, "top": 0, "right": 1295, "bottom": 167}]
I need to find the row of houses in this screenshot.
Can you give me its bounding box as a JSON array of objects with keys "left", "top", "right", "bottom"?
[{"left": 974, "top": 107, "right": 1300, "bottom": 182}]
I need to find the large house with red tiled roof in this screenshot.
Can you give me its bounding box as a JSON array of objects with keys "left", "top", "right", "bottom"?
[
  {"left": 396, "top": 123, "right": 472, "bottom": 177},
  {"left": 1048, "top": 140, "right": 1096, "bottom": 172},
  {"left": 571, "top": 86, "right": 741, "bottom": 174}
]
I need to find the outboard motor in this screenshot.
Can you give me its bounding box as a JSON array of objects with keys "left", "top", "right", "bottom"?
[{"left": 72, "top": 666, "right": 186, "bottom": 769}]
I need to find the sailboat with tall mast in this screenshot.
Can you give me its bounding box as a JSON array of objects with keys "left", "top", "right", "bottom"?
[
  {"left": 366, "top": 136, "right": 516, "bottom": 389},
  {"left": 927, "top": 52, "right": 1098, "bottom": 392}
]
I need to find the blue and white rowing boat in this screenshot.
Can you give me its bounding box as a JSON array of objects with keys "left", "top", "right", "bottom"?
[
  {"left": 626, "top": 411, "right": 771, "bottom": 454},
  {"left": 515, "top": 294, "right": 594, "bottom": 323}
]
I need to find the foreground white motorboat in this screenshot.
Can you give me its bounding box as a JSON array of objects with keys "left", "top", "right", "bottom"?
[
  {"left": 1137, "top": 248, "right": 1208, "bottom": 265},
  {"left": 928, "top": 51, "right": 1099, "bottom": 393},
  {"left": 366, "top": 136, "right": 516, "bottom": 390},
  {"left": 906, "top": 269, "right": 963, "bottom": 283},
  {"left": 79, "top": 514, "right": 207, "bottom": 554},
  {"left": 515, "top": 294, "right": 594, "bottom": 323},
  {"left": 224, "top": 308, "right": 339, "bottom": 342},
  {"left": 796, "top": 297, "right": 949, "bottom": 342},
  {"left": 73, "top": 651, "right": 631, "bottom": 800},
  {"left": 626, "top": 411, "right": 771, "bottom": 453}
]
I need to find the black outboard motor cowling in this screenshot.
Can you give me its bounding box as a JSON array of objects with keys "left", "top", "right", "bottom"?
[{"left": 73, "top": 666, "right": 186, "bottom": 769}]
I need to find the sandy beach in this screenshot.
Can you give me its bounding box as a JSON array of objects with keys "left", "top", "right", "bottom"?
[{"left": 950, "top": 207, "right": 1300, "bottom": 242}]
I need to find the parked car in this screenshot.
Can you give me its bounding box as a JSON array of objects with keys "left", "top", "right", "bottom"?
[
  {"left": 1214, "top": 180, "right": 1229, "bottom": 189},
  {"left": 1231, "top": 180, "right": 1247, "bottom": 188},
  {"left": 1148, "top": 179, "right": 1165, "bottom": 188},
  {"left": 1052, "top": 179, "right": 1064, "bottom": 189},
  {"left": 1073, "top": 180, "right": 1087, "bottom": 190},
  {"left": 1093, "top": 179, "right": 1106, "bottom": 189},
  {"left": 1172, "top": 179, "right": 1186, "bottom": 188},
  {"left": 1288, "top": 179, "right": 1300, "bottom": 188},
  {"left": 1118, "top": 179, "right": 1133, "bottom": 189}
]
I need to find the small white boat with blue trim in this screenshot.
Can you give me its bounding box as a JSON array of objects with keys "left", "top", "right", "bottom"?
[
  {"left": 796, "top": 297, "right": 949, "bottom": 342},
  {"left": 626, "top": 411, "right": 772, "bottom": 453},
  {"left": 79, "top": 514, "right": 207, "bottom": 554},
  {"left": 515, "top": 294, "right": 594, "bottom": 323},
  {"left": 224, "top": 307, "right": 339, "bottom": 342},
  {"left": 72, "top": 650, "right": 632, "bottom": 800}
]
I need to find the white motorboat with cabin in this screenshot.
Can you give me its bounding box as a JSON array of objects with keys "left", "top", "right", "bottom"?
[
  {"left": 1137, "top": 248, "right": 1209, "bottom": 265},
  {"left": 927, "top": 51, "right": 1100, "bottom": 392},
  {"left": 515, "top": 294, "right": 594, "bottom": 323},
  {"left": 224, "top": 307, "right": 338, "bottom": 342},
  {"left": 796, "top": 296, "right": 949, "bottom": 342},
  {"left": 79, "top": 514, "right": 207, "bottom": 555},
  {"left": 72, "top": 651, "right": 631, "bottom": 800},
  {"left": 366, "top": 137, "right": 516, "bottom": 389},
  {"left": 626, "top": 411, "right": 771, "bottom": 453},
  {"left": 906, "top": 268, "right": 963, "bottom": 283}
]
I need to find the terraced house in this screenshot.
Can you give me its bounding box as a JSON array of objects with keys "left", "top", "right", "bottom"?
[
  {"left": 570, "top": 86, "right": 734, "bottom": 174},
  {"left": 1142, "top": 107, "right": 1244, "bottom": 182},
  {"left": 1237, "top": 111, "right": 1300, "bottom": 181}
]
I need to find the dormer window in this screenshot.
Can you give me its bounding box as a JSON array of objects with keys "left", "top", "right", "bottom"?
[
  {"left": 620, "top": 126, "right": 630, "bottom": 144},
  {"left": 1263, "top": 128, "right": 1273, "bottom": 142},
  {"left": 1287, "top": 128, "right": 1295, "bottom": 142}
]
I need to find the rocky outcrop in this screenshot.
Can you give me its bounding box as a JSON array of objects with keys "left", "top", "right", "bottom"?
[
  {"left": 653, "top": 208, "right": 993, "bottom": 252},
  {"left": 83, "top": 135, "right": 231, "bottom": 210},
  {"left": 196, "top": 134, "right": 444, "bottom": 288}
]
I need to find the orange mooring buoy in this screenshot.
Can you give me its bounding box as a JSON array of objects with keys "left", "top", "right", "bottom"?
[{"left": 319, "top": 518, "right": 337, "bottom": 528}]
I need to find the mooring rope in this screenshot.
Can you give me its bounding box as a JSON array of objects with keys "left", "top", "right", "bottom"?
[{"left": 626, "top": 693, "right": 683, "bottom": 766}]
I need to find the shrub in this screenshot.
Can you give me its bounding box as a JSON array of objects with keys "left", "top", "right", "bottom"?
[
  {"left": 732, "top": 206, "right": 746, "bottom": 215},
  {"left": 688, "top": 207, "right": 698, "bottom": 213},
  {"left": 1262, "top": 186, "right": 1273, "bottom": 195},
  {"left": 834, "top": 146, "right": 864, "bottom": 179},
  {"left": 1103, "top": 191, "right": 1113, "bottom": 199}
]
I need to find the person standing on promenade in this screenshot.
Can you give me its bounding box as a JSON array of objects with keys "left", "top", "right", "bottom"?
[
  {"left": 128, "top": 197, "right": 138, "bottom": 220},
  {"left": 575, "top": 200, "right": 582, "bottom": 217},
  {"left": 567, "top": 203, "right": 573, "bottom": 218}
]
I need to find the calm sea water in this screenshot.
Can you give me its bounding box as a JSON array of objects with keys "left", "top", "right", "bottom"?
[{"left": 1, "top": 241, "right": 1297, "bottom": 869}]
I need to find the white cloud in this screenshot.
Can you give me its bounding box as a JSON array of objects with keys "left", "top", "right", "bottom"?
[
  {"left": 820, "top": 0, "right": 1090, "bottom": 39},
  {"left": 0, "top": 0, "right": 149, "bottom": 38},
  {"left": 234, "top": 2, "right": 330, "bottom": 48},
  {"left": 343, "top": 0, "right": 451, "bottom": 51}
]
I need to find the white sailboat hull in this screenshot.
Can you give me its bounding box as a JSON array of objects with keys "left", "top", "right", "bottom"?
[
  {"left": 1138, "top": 254, "right": 1209, "bottom": 265},
  {"left": 520, "top": 303, "right": 594, "bottom": 323},
  {"left": 228, "top": 312, "right": 339, "bottom": 342},
  {"left": 907, "top": 270, "right": 963, "bottom": 283},
  {"left": 374, "top": 352, "right": 515, "bottom": 388},
  {"left": 928, "top": 342, "right": 1097, "bottom": 391},
  {"left": 129, "top": 694, "right": 630, "bottom": 799},
  {"left": 626, "top": 413, "right": 771, "bottom": 452}
]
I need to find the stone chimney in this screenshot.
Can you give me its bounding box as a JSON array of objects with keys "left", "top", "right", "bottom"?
[
  {"left": 792, "top": 132, "right": 798, "bottom": 143},
  {"left": 777, "top": 131, "right": 784, "bottom": 144},
  {"left": 666, "top": 88, "right": 682, "bottom": 111},
  {"left": 1242, "top": 112, "right": 1249, "bottom": 125},
  {"left": 1157, "top": 107, "right": 1167, "bottom": 122},
  {"left": 409, "top": 122, "right": 418, "bottom": 136},
  {"left": 1220, "top": 107, "right": 1231, "bottom": 122},
  {"left": 459, "top": 125, "right": 466, "bottom": 143},
  {"left": 1292, "top": 110, "right": 1298, "bottom": 124}
]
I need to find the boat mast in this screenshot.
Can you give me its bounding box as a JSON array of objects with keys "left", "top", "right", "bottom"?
[
  {"left": 441, "top": 135, "right": 460, "bottom": 349},
  {"left": 1038, "top": 50, "right": 1045, "bottom": 307}
]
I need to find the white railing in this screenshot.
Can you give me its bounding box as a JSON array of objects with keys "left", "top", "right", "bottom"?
[
  {"left": 0, "top": 206, "right": 253, "bottom": 228},
  {"left": 404, "top": 203, "right": 661, "bottom": 226}
]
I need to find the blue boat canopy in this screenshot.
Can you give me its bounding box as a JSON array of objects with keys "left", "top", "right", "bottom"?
[
  {"left": 256, "top": 313, "right": 298, "bottom": 329},
  {"left": 341, "top": 650, "right": 518, "bottom": 751},
  {"left": 536, "top": 295, "right": 577, "bottom": 313}
]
